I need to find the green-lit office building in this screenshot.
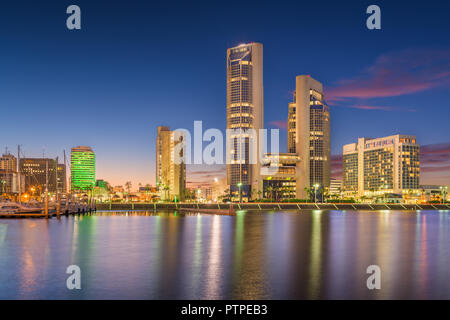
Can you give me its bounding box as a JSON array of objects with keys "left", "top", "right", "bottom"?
[{"left": 71, "top": 146, "right": 96, "bottom": 191}]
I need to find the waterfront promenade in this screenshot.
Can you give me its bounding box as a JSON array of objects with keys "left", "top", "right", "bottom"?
[{"left": 96, "top": 202, "right": 450, "bottom": 211}]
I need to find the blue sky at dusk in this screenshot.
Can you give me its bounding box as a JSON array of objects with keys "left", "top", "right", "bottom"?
[{"left": 1, "top": 0, "right": 449, "bottom": 188}]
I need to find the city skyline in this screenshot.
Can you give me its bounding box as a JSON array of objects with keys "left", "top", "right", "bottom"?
[{"left": 1, "top": 1, "right": 449, "bottom": 188}]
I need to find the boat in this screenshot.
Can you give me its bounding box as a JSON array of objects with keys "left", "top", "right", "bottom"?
[{"left": 0, "top": 202, "right": 42, "bottom": 214}]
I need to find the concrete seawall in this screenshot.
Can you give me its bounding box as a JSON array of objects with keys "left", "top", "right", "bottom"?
[{"left": 96, "top": 202, "right": 450, "bottom": 211}]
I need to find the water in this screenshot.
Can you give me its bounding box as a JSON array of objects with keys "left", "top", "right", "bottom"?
[{"left": 0, "top": 210, "right": 449, "bottom": 300}]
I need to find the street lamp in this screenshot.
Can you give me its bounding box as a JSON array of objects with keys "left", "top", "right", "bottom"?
[
  {"left": 237, "top": 182, "right": 243, "bottom": 203},
  {"left": 314, "top": 184, "right": 319, "bottom": 203}
]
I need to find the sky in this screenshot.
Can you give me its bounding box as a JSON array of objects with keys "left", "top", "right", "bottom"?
[{"left": 0, "top": 0, "right": 449, "bottom": 189}]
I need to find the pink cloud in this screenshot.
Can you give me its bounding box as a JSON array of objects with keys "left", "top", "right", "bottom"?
[
  {"left": 349, "top": 105, "right": 416, "bottom": 112},
  {"left": 327, "top": 48, "right": 450, "bottom": 102},
  {"left": 269, "top": 120, "right": 287, "bottom": 129}
]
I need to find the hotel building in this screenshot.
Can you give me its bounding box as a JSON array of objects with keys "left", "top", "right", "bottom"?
[
  {"left": 156, "top": 126, "right": 186, "bottom": 201},
  {"left": 293, "top": 75, "right": 330, "bottom": 199},
  {"left": 343, "top": 135, "right": 420, "bottom": 197},
  {"left": 226, "top": 42, "right": 264, "bottom": 201},
  {"left": 71, "top": 146, "right": 95, "bottom": 191}
]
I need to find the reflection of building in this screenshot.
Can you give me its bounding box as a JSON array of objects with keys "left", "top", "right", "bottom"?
[
  {"left": 71, "top": 146, "right": 95, "bottom": 191},
  {"left": 292, "top": 75, "right": 330, "bottom": 199},
  {"left": 226, "top": 42, "right": 264, "bottom": 201},
  {"left": 156, "top": 126, "right": 186, "bottom": 201},
  {"left": 343, "top": 135, "right": 420, "bottom": 197},
  {"left": 20, "top": 158, "right": 66, "bottom": 194},
  {"left": 261, "top": 153, "right": 299, "bottom": 200}
]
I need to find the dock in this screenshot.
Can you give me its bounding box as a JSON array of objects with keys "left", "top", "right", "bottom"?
[{"left": 0, "top": 206, "right": 94, "bottom": 219}]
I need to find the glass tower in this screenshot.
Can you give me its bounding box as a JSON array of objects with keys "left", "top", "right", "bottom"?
[
  {"left": 226, "top": 42, "right": 263, "bottom": 201},
  {"left": 71, "top": 146, "right": 95, "bottom": 191}
]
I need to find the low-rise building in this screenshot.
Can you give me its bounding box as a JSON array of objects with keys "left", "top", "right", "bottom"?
[{"left": 261, "top": 153, "right": 300, "bottom": 200}]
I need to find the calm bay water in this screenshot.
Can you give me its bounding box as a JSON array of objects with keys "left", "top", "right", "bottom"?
[{"left": 0, "top": 210, "right": 449, "bottom": 300}]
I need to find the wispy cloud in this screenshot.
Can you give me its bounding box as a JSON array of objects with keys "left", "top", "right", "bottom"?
[
  {"left": 350, "top": 105, "right": 416, "bottom": 112},
  {"left": 269, "top": 120, "right": 287, "bottom": 129},
  {"left": 187, "top": 164, "right": 226, "bottom": 188},
  {"left": 327, "top": 48, "right": 450, "bottom": 105}
]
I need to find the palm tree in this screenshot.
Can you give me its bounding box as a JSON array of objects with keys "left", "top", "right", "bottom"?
[
  {"left": 125, "top": 181, "right": 132, "bottom": 194},
  {"left": 266, "top": 186, "right": 274, "bottom": 201},
  {"left": 163, "top": 184, "right": 170, "bottom": 201},
  {"left": 257, "top": 190, "right": 262, "bottom": 201},
  {"left": 304, "top": 187, "right": 313, "bottom": 202}
]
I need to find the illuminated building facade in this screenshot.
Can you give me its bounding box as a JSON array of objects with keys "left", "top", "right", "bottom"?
[
  {"left": 156, "top": 126, "right": 186, "bottom": 201},
  {"left": 329, "top": 178, "right": 343, "bottom": 196},
  {"left": 71, "top": 146, "right": 95, "bottom": 191},
  {"left": 287, "top": 98, "right": 296, "bottom": 153},
  {"left": 20, "top": 158, "right": 66, "bottom": 194},
  {"left": 261, "top": 153, "right": 300, "bottom": 200},
  {"left": 0, "top": 154, "right": 17, "bottom": 172},
  {"left": 343, "top": 135, "right": 420, "bottom": 197},
  {"left": 226, "top": 42, "right": 264, "bottom": 201},
  {"left": 293, "top": 75, "right": 330, "bottom": 199}
]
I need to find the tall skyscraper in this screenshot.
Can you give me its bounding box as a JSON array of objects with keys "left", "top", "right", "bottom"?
[
  {"left": 71, "top": 146, "right": 95, "bottom": 191},
  {"left": 293, "top": 75, "right": 330, "bottom": 199},
  {"left": 343, "top": 135, "right": 420, "bottom": 197},
  {"left": 156, "top": 126, "right": 186, "bottom": 201},
  {"left": 226, "top": 42, "right": 264, "bottom": 201}
]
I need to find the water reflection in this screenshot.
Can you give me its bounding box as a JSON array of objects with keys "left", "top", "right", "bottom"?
[{"left": 0, "top": 210, "right": 449, "bottom": 299}]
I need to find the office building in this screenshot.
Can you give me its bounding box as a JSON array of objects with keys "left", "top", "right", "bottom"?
[
  {"left": 71, "top": 146, "right": 95, "bottom": 191},
  {"left": 156, "top": 126, "right": 186, "bottom": 201},
  {"left": 226, "top": 42, "right": 264, "bottom": 201},
  {"left": 293, "top": 75, "right": 330, "bottom": 198},
  {"left": 20, "top": 158, "right": 66, "bottom": 194},
  {"left": 343, "top": 135, "right": 420, "bottom": 197}
]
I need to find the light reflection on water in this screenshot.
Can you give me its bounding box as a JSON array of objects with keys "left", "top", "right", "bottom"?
[{"left": 0, "top": 210, "right": 449, "bottom": 299}]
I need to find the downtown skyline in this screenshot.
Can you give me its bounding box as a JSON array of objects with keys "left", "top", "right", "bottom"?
[{"left": 1, "top": 1, "right": 450, "bottom": 188}]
